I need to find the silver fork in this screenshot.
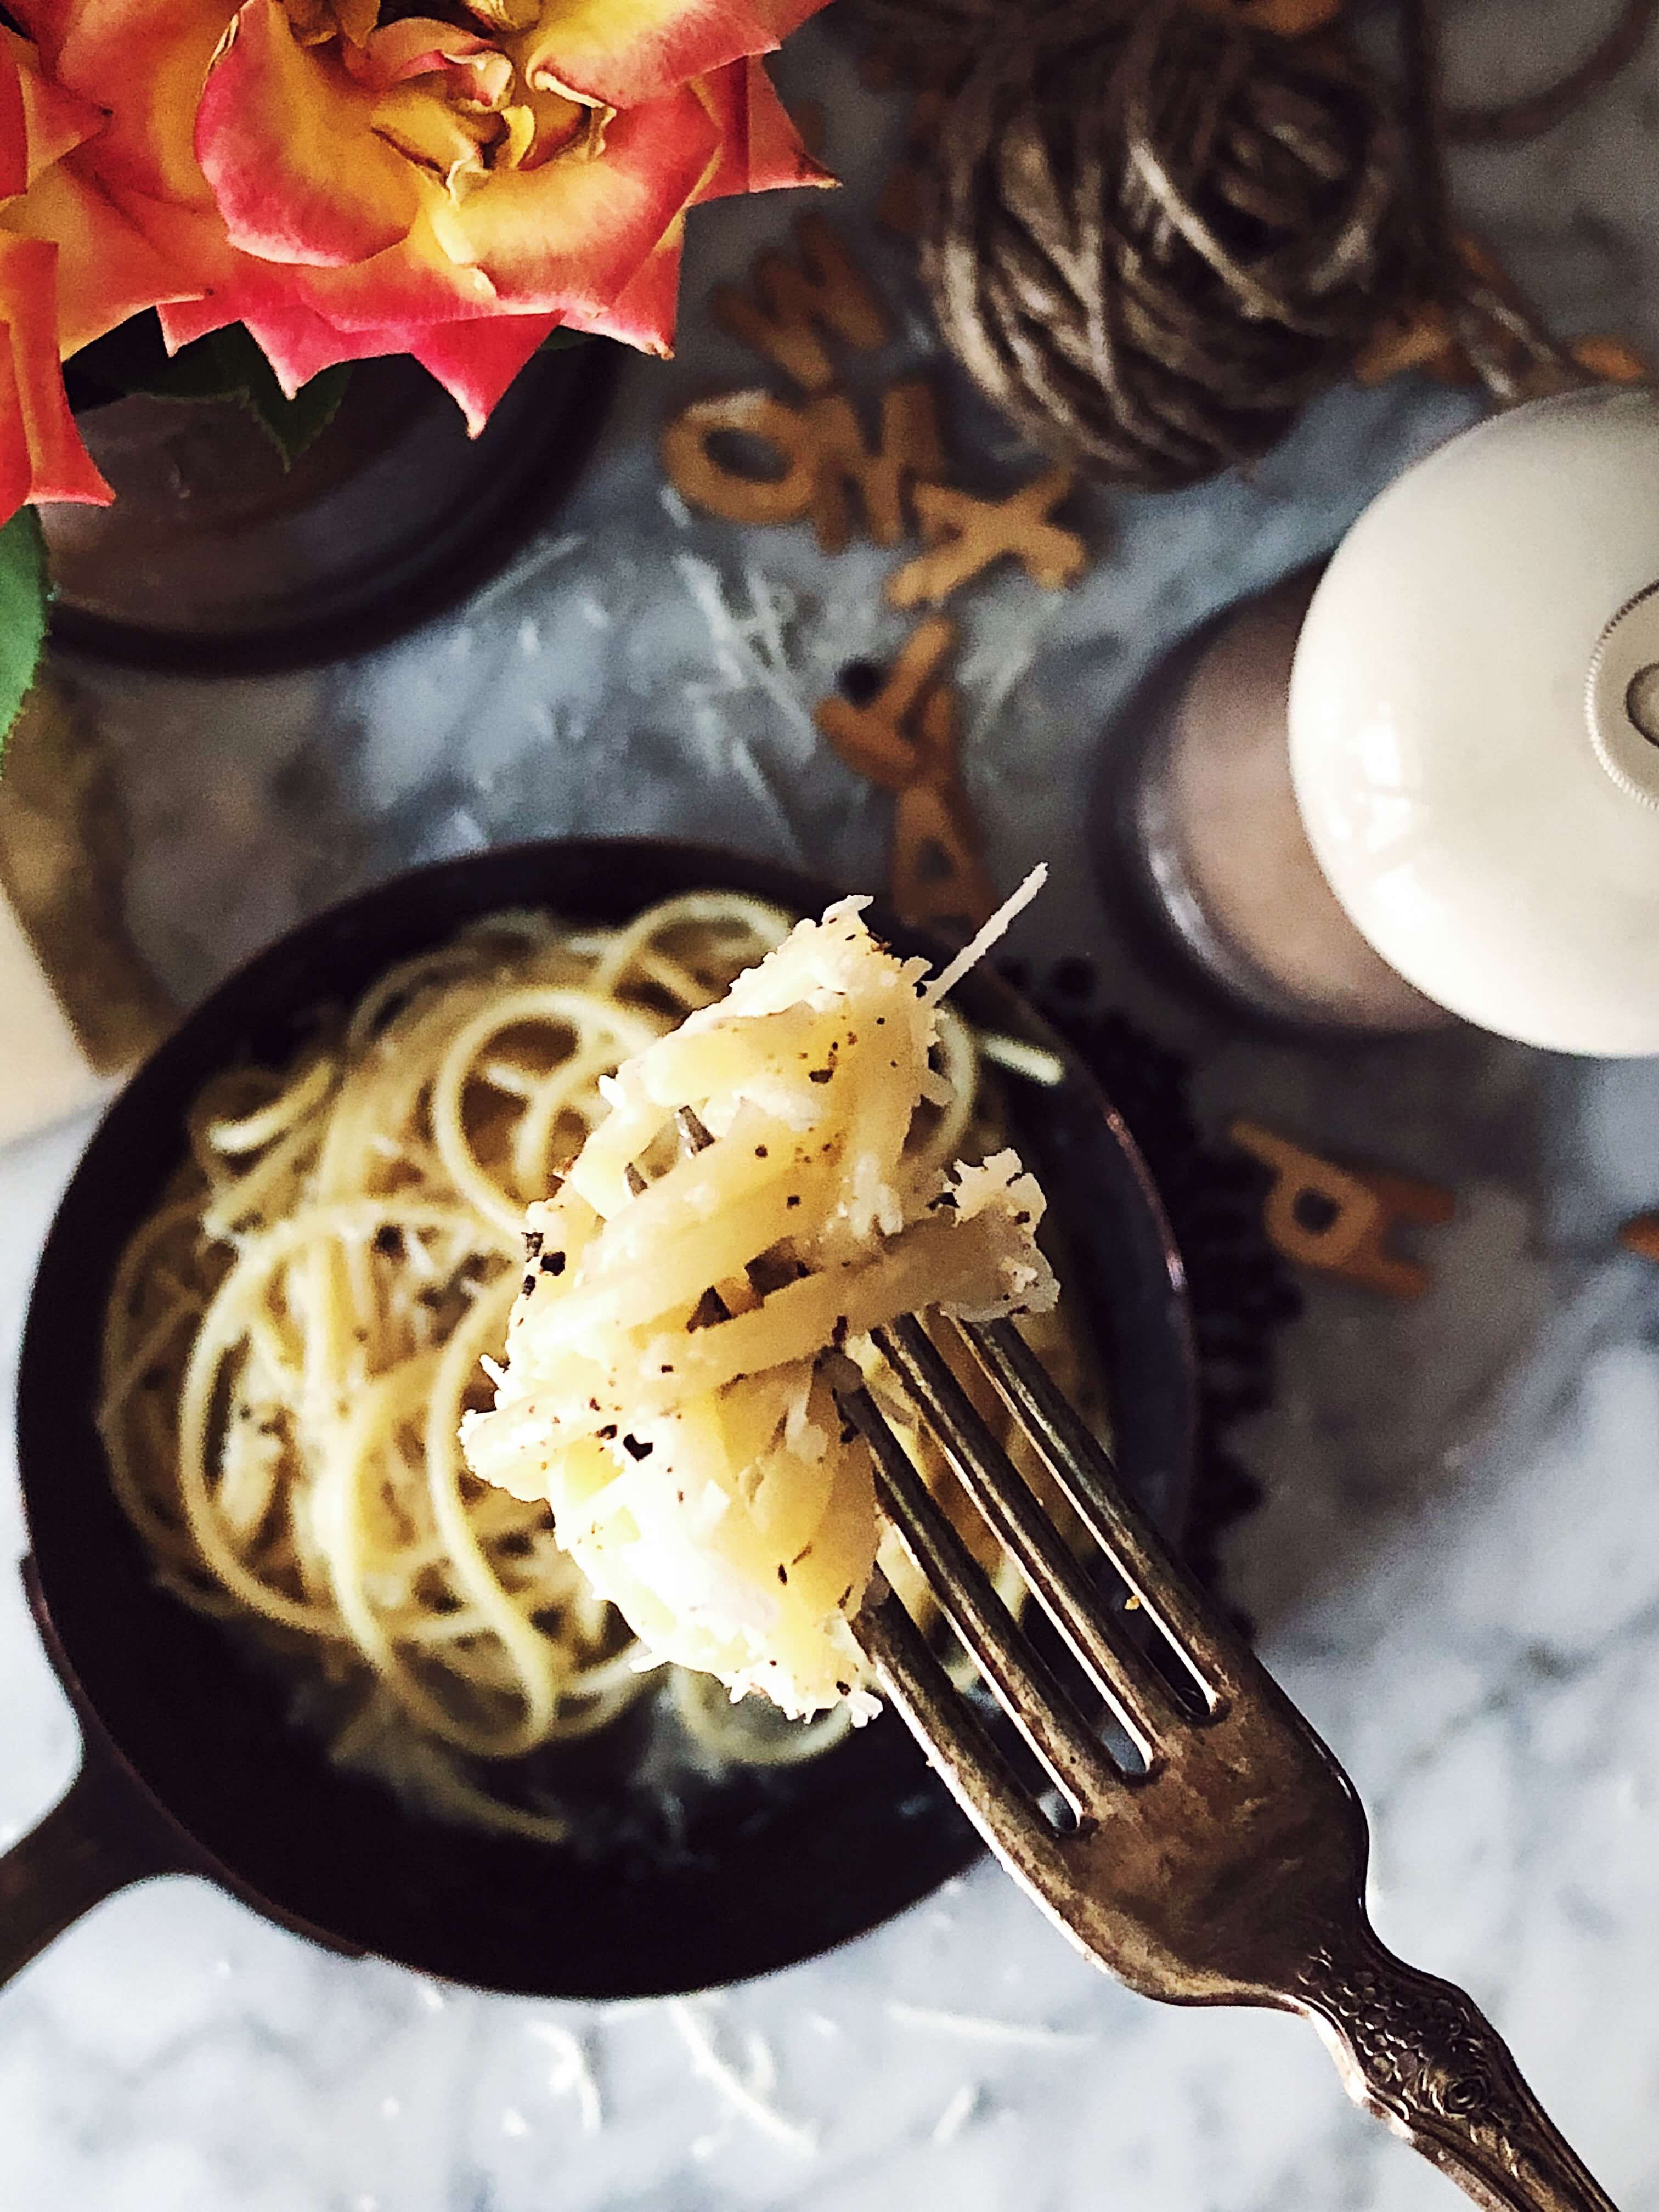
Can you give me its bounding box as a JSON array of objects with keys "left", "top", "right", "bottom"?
[{"left": 838, "top": 1311, "right": 1618, "bottom": 2212}]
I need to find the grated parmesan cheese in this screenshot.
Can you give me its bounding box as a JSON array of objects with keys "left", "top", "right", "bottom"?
[
  {"left": 668, "top": 2003, "right": 819, "bottom": 2155},
  {"left": 885, "top": 2000, "right": 1096, "bottom": 2048}
]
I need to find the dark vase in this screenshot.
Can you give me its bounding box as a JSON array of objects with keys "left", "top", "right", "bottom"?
[{"left": 41, "top": 340, "right": 619, "bottom": 675}]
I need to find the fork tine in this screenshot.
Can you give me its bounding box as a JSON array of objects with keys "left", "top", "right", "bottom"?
[
  {"left": 876, "top": 1315, "right": 1181, "bottom": 1757},
  {"left": 850, "top": 1578, "right": 1069, "bottom": 1875},
  {"left": 842, "top": 1381, "right": 1122, "bottom": 1813},
  {"left": 674, "top": 1105, "right": 714, "bottom": 1155},
  {"left": 960, "top": 1317, "right": 1244, "bottom": 1705}
]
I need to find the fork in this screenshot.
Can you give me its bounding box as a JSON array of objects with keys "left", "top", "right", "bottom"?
[{"left": 837, "top": 1311, "right": 1618, "bottom": 2212}]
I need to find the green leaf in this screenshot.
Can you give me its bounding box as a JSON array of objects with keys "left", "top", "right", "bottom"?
[
  {"left": 123, "top": 322, "right": 255, "bottom": 404},
  {"left": 537, "top": 327, "right": 594, "bottom": 356},
  {"left": 0, "top": 507, "right": 48, "bottom": 772},
  {"left": 238, "top": 354, "right": 351, "bottom": 469},
  {"left": 126, "top": 324, "right": 350, "bottom": 470}
]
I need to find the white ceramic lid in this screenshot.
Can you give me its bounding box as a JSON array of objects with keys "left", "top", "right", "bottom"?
[{"left": 1289, "top": 386, "right": 1659, "bottom": 1056}]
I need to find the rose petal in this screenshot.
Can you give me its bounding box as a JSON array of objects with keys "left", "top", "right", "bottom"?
[
  {"left": 4, "top": 163, "right": 205, "bottom": 350},
  {"left": 6, "top": 0, "right": 75, "bottom": 71},
  {"left": 196, "top": 0, "right": 421, "bottom": 266},
  {"left": 692, "top": 56, "right": 831, "bottom": 202},
  {"left": 229, "top": 293, "right": 559, "bottom": 426},
  {"left": 0, "top": 232, "right": 112, "bottom": 504},
  {"left": 349, "top": 16, "right": 498, "bottom": 94},
  {"left": 237, "top": 285, "right": 581, "bottom": 441},
  {"left": 157, "top": 291, "right": 240, "bottom": 352},
  {"left": 569, "top": 222, "right": 678, "bottom": 353},
  {"left": 5, "top": 26, "right": 105, "bottom": 188},
  {"left": 513, "top": 0, "right": 830, "bottom": 111},
  {"left": 284, "top": 208, "right": 498, "bottom": 332},
  {"left": 405, "top": 308, "right": 561, "bottom": 431},
  {"left": 151, "top": 240, "right": 487, "bottom": 402},
  {"left": 146, "top": 242, "right": 404, "bottom": 391},
  {"left": 46, "top": 0, "right": 231, "bottom": 206},
  {"left": 0, "top": 42, "right": 28, "bottom": 198},
  {"left": 0, "top": 337, "right": 31, "bottom": 522},
  {"left": 145, "top": 195, "right": 487, "bottom": 368},
  {"left": 237, "top": 298, "right": 406, "bottom": 391},
  {"left": 451, "top": 82, "right": 717, "bottom": 313},
  {"left": 116, "top": 189, "right": 248, "bottom": 346}
]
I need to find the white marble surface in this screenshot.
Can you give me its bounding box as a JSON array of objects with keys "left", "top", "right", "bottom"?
[{"left": 5, "top": 5, "right": 1659, "bottom": 2207}]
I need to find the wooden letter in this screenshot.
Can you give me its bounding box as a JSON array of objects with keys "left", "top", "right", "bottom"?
[
  {"left": 891, "top": 687, "right": 996, "bottom": 934},
  {"left": 1230, "top": 1120, "right": 1454, "bottom": 1300},
  {"left": 815, "top": 622, "right": 996, "bottom": 935},
  {"left": 712, "top": 215, "right": 888, "bottom": 393},
  {"left": 887, "top": 468, "right": 1086, "bottom": 608},
  {"left": 659, "top": 390, "right": 818, "bottom": 526},
  {"left": 814, "top": 619, "right": 956, "bottom": 786},
  {"left": 804, "top": 380, "right": 947, "bottom": 554}
]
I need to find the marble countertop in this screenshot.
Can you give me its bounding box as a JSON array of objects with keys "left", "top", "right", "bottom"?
[{"left": 5, "top": 4, "right": 1659, "bottom": 2206}]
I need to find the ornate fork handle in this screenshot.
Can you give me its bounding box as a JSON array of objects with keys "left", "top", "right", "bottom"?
[{"left": 1295, "top": 1925, "right": 1619, "bottom": 2212}]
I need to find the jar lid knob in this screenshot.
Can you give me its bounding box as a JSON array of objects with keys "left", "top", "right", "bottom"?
[{"left": 1588, "top": 583, "right": 1659, "bottom": 808}]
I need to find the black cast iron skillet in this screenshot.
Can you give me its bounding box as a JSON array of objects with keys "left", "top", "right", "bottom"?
[{"left": 2, "top": 839, "right": 1195, "bottom": 2001}]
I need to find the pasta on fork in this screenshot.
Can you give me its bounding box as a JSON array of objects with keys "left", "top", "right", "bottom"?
[{"left": 462, "top": 891, "right": 1058, "bottom": 1718}]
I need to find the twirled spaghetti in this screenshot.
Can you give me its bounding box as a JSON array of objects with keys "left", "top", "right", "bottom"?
[{"left": 462, "top": 897, "right": 1060, "bottom": 1717}]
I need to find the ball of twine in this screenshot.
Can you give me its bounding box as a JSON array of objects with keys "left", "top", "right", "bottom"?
[{"left": 918, "top": 0, "right": 1415, "bottom": 490}]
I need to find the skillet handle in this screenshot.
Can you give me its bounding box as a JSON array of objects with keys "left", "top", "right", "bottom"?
[{"left": 0, "top": 1733, "right": 197, "bottom": 1992}]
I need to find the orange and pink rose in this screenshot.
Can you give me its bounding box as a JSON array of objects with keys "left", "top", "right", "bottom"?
[
  {"left": 2, "top": 0, "right": 832, "bottom": 527},
  {"left": 1, "top": 22, "right": 196, "bottom": 516}
]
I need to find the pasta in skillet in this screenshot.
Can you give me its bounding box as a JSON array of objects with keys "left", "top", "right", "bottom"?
[{"left": 101, "top": 885, "right": 1090, "bottom": 1837}]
